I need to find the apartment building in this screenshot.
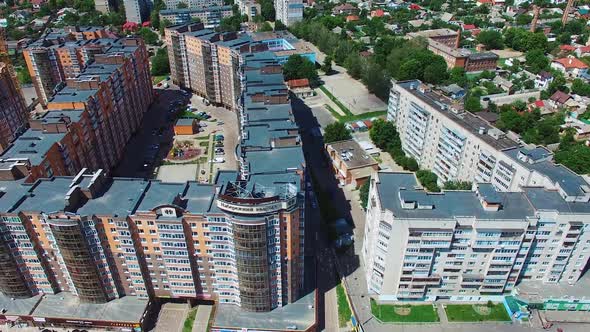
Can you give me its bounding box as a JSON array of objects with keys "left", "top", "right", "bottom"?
[
  {"left": 1, "top": 37, "right": 152, "bottom": 183},
  {"left": 408, "top": 29, "right": 498, "bottom": 72},
  {"left": 0, "top": 37, "right": 306, "bottom": 325},
  {"left": 363, "top": 171, "right": 590, "bottom": 302},
  {"left": 240, "top": 0, "right": 262, "bottom": 21},
  {"left": 23, "top": 27, "right": 111, "bottom": 105},
  {"left": 94, "top": 0, "right": 114, "bottom": 13},
  {"left": 387, "top": 79, "right": 590, "bottom": 201},
  {"left": 275, "top": 0, "right": 304, "bottom": 26},
  {"left": 165, "top": 23, "right": 256, "bottom": 110},
  {"left": 164, "top": 0, "right": 223, "bottom": 10},
  {"left": 0, "top": 62, "right": 28, "bottom": 152},
  {"left": 159, "top": 6, "right": 233, "bottom": 27},
  {"left": 124, "top": 0, "right": 150, "bottom": 24}
]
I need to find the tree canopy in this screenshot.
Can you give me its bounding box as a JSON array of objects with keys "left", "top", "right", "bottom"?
[
  {"left": 324, "top": 122, "right": 351, "bottom": 143},
  {"left": 151, "top": 48, "right": 170, "bottom": 76},
  {"left": 477, "top": 30, "right": 504, "bottom": 50},
  {"left": 282, "top": 55, "right": 319, "bottom": 86}
]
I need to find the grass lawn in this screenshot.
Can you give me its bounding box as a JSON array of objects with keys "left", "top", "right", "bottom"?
[
  {"left": 336, "top": 283, "right": 352, "bottom": 327},
  {"left": 371, "top": 299, "right": 439, "bottom": 323},
  {"left": 182, "top": 307, "right": 197, "bottom": 332},
  {"left": 445, "top": 303, "right": 511, "bottom": 322},
  {"left": 152, "top": 75, "right": 167, "bottom": 84}
]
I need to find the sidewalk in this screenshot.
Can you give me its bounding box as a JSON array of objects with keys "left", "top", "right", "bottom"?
[{"left": 192, "top": 304, "right": 213, "bottom": 332}]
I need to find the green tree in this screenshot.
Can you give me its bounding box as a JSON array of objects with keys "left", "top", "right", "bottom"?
[
  {"left": 260, "top": 0, "right": 275, "bottom": 21},
  {"left": 258, "top": 21, "right": 273, "bottom": 32},
  {"left": 416, "top": 170, "right": 440, "bottom": 192},
  {"left": 322, "top": 55, "right": 333, "bottom": 74},
  {"left": 465, "top": 96, "right": 482, "bottom": 112},
  {"left": 17, "top": 67, "right": 32, "bottom": 85},
  {"left": 516, "top": 14, "right": 533, "bottom": 26},
  {"left": 449, "top": 67, "right": 467, "bottom": 86},
  {"left": 151, "top": 48, "right": 170, "bottom": 76},
  {"left": 283, "top": 54, "right": 319, "bottom": 86},
  {"left": 177, "top": 1, "right": 188, "bottom": 8},
  {"left": 477, "top": 30, "right": 504, "bottom": 50},
  {"left": 555, "top": 143, "right": 590, "bottom": 174},
  {"left": 443, "top": 181, "right": 472, "bottom": 190},
  {"left": 274, "top": 20, "right": 287, "bottom": 31},
  {"left": 138, "top": 27, "right": 160, "bottom": 45},
  {"left": 362, "top": 60, "right": 390, "bottom": 100},
  {"left": 525, "top": 49, "right": 549, "bottom": 74},
  {"left": 160, "top": 18, "right": 172, "bottom": 35},
  {"left": 344, "top": 53, "right": 363, "bottom": 80},
  {"left": 324, "top": 122, "right": 351, "bottom": 143},
  {"left": 369, "top": 119, "right": 398, "bottom": 148},
  {"left": 423, "top": 58, "right": 449, "bottom": 84},
  {"left": 571, "top": 79, "right": 590, "bottom": 96},
  {"left": 359, "top": 178, "right": 370, "bottom": 210}
]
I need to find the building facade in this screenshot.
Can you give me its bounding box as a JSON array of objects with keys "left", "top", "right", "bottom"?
[
  {"left": 0, "top": 62, "right": 28, "bottom": 152},
  {"left": 165, "top": 23, "right": 255, "bottom": 110},
  {"left": 387, "top": 79, "right": 590, "bottom": 201},
  {"left": 159, "top": 6, "right": 233, "bottom": 27},
  {"left": 363, "top": 172, "right": 590, "bottom": 301},
  {"left": 23, "top": 27, "right": 111, "bottom": 106},
  {"left": 408, "top": 29, "right": 498, "bottom": 72},
  {"left": 2, "top": 37, "right": 153, "bottom": 183},
  {"left": 164, "top": 0, "right": 223, "bottom": 10},
  {"left": 275, "top": 0, "right": 304, "bottom": 26},
  {"left": 124, "top": 0, "right": 150, "bottom": 24}
]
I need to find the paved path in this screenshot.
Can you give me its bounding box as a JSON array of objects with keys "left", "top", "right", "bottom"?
[
  {"left": 192, "top": 305, "right": 213, "bottom": 332},
  {"left": 153, "top": 303, "right": 188, "bottom": 332},
  {"left": 437, "top": 303, "right": 449, "bottom": 324},
  {"left": 324, "top": 285, "right": 339, "bottom": 332}
]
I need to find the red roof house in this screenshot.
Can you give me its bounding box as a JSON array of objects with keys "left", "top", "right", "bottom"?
[{"left": 371, "top": 9, "right": 385, "bottom": 18}]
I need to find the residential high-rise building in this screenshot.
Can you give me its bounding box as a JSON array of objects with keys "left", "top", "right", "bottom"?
[
  {"left": 94, "top": 0, "right": 114, "bottom": 13},
  {"left": 124, "top": 0, "right": 150, "bottom": 23},
  {"left": 1, "top": 37, "right": 152, "bottom": 183},
  {"left": 23, "top": 27, "right": 111, "bottom": 106},
  {"left": 159, "top": 6, "right": 233, "bottom": 27},
  {"left": 0, "top": 40, "right": 305, "bottom": 319},
  {"left": 0, "top": 62, "right": 28, "bottom": 152},
  {"left": 363, "top": 171, "right": 590, "bottom": 301},
  {"left": 387, "top": 79, "right": 590, "bottom": 199},
  {"left": 164, "top": 0, "right": 223, "bottom": 10},
  {"left": 165, "top": 23, "right": 258, "bottom": 110},
  {"left": 275, "top": 0, "right": 303, "bottom": 26}
]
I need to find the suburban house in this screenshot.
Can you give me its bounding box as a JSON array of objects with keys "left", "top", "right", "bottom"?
[{"left": 551, "top": 56, "right": 589, "bottom": 78}]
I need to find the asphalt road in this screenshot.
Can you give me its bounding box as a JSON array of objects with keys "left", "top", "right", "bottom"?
[{"left": 112, "top": 84, "right": 189, "bottom": 178}]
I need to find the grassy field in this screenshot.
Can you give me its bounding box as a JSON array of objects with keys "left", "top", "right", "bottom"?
[
  {"left": 371, "top": 299, "right": 439, "bottom": 323},
  {"left": 445, "top": 303, "right": 511, "bottom": 322},
  {"left": 336, "top": 283, "right": 352, "bottom": 327},
  {"left": 152, "top": 75, "right": 167, "bottom": 84},
  {"left": 182, "top": 307, "right": 197, "bottom": 332}
]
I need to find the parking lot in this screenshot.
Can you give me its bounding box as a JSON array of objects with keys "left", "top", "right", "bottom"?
[{"left": 150, "top": 86, "right": 239, "bottom": 183}]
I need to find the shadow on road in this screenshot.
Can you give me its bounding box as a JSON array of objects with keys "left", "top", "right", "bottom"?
[{"left": 291, "top": 96, "right": 362, "bottom": 330}]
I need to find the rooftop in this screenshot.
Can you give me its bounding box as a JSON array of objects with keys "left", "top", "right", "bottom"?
[
  {"left": 213, "top": 290, "right": 316, "bottom": 331},
  {"left": 32, "top": 293, "right": 148, "bottom": 323},
  {"left": 396, "top": 80, "right": 518, "bottom": 150},
  {"left": 326, "top": 139, "right": 378, "bottom": 169},
  {"left": 0, "top": 129, "right": 66, "bottom": 165},
  {"left": 515, "top": 272, "right": 590, "bottom": 303},
  {"left": 376, "top": 172, "right": 536, "bottom": 220}
]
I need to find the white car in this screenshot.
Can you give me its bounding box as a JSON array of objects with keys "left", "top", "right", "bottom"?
[{"left": 211, "top": 157, "right": 225, "bottom": 163}]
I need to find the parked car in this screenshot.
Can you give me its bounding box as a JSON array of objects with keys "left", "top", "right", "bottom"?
[
  {"left": 211, "top": 157, "right": 225, "bottom": 163},
  {"left": 199, "top": 123, "right": 207, "bottom": 127},
  {"left": 215, "top": 148, "right": 224, "bottom": 153},
  {"left": 217, "top": 121, "right": 224, "bottom": 126}
]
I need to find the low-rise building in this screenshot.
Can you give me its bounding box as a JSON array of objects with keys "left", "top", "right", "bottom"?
[
  {"left": 325, "top": 139, "right": 379, "bottom": 188},
  {"left": 286, "top": 78, "right": 313, "bottom": 98},
  {"left": 534, "top": 70, "right": 554, "bottom": 90},
  {"left": 408, "top": 29, "right": 498, "bottom": 72},
  {"left": 551, "top": 56, "right": 589, "bottom": 78},
  {"left": 174, "top": 117, "right": 199, "bottom": 135}
]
